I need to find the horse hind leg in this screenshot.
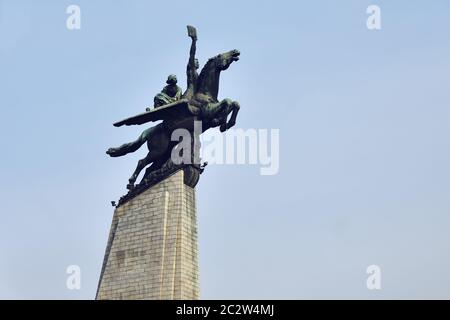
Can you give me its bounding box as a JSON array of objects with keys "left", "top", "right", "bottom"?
[
  {"left": 127, "top": 127, "right": 170, "bottom": 190},
  {"left": 127, "top": 152, "right": 153, "bottom": 190},
  {"left": 106, "top": 128, "right": 150, "bottom": 157}
]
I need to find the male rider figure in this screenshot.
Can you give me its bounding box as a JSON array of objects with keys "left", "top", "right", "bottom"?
[
  {"left": 107, "top": 26, "right": 202, "bottom": 159},
  {"left": 183, "top": 25, "right": 199, "bottom": 100}
]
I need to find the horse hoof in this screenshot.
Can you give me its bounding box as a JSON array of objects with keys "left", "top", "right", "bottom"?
[
  {"left": 220, "top": 123, "right": 227, "bottom": 132},
  {"left": 107, "top": 148, "right": 119, "bottom": 157}
]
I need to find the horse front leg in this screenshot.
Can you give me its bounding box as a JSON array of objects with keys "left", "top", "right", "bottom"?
[
  {"left": 226, "top": 101, "right": 240, "bottom": 129},
  {"left": 219, "top": 100, "right": 240, "bottom": 132}
]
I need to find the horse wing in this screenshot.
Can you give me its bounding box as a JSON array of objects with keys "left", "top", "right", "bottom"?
[{"left": 113, "top": 99, "right": 193, "bottom": 127}]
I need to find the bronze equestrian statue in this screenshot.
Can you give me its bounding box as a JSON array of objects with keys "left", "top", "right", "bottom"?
[{"left": 107, "top": 26, "right": 241, "bottom": 190}]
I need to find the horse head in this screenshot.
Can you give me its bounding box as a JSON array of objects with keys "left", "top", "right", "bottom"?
[
  {"left": 215, "top": 49, "right": 240, "bottom": 70},
  {"left": 196, "top": 49, "right": 240, "bottom": 101}
]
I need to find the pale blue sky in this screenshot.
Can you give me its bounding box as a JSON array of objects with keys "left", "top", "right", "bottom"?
[{"left": 1, "top": 0, "right": 450, "bottom": 299}]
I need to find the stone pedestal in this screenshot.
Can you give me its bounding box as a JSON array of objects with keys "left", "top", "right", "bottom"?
[{"left": 96, "top": 169, "right": 199, "bottom": 300}]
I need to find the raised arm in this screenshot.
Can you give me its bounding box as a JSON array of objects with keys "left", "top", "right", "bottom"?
[{"left": 186, "top": 25, "right": 197, "bottom": 88}]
